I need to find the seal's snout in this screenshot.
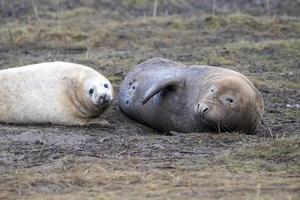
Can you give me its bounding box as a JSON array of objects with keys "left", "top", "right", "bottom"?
[
  {"left": 101, "top": 94, "right": 108, "bottom": 102},
  {"left": 196, "top": 103, "right": 209, "bottom": 116},
  {"left": 98, "top": 93, "right": 112, "bottom": 105}
]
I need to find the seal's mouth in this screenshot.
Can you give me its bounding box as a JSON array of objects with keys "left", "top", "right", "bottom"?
[
  {"left": 197, "top": 114, "right": 236, "bottom": 133},
  {"left": 195, "top": 101, "right": 237, "bottom": 132}
]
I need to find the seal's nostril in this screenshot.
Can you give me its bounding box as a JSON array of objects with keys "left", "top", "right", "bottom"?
[{"left": 197, "top": 103, "right": 209, "bottom": 115}]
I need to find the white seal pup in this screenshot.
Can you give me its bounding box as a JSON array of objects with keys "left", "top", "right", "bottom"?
[{"left": 0, "top": 62, "right": 114, "bottom": 126}]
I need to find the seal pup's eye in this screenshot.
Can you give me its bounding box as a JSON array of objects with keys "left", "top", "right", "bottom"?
[
  {"left": 226, "top": 97, "right": 234, "bottom": 103},
  {"left": 104, "top": 83, "right": 109, "bottom": 88},
  {"left": 89, "top": 88, "right": 94, "bottom": 95}
]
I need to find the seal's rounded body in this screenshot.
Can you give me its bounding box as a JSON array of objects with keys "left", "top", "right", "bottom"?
[
  {"left": 119, "top": 58, "right": 264, "bottom": 133},
  {"left": 0, "top": 62, "right": 113, "bottom": 126}
]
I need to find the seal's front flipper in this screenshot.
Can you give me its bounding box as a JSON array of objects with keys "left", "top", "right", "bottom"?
[{"left": 141, "top": 74, "right": 186, "bottom": 105}]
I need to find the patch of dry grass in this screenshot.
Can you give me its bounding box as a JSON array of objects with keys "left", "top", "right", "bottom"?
[
  {"left": 1, "top": 137, "right": 299, "bottom": 200},
  {"left": 1, "top": 155, "right": 299, "bottom": 200},
  {"left": 216, "top": 137, "right": 300, "bottom": 173},
  {"left": 1, "top": 12, "right": 300, "bottom": 50}
]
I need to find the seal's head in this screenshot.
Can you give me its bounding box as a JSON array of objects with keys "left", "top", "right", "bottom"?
[
  {"left": 84, "top": 76, "right": 114, "bottom": 110},
  {"left": 63, "top": 71, "right": 114, "bottom": 118},
  {"left": 195, "top": 76, "right": 264, "bottom": 133}
]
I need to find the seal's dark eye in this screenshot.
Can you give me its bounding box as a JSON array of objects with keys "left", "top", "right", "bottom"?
[
  {"left": 210, "top": 88, "right": 215, "bottom": 93},
  {"left": 89, "top": 88, "right": 94, "bottom": 95},
  {"left": 104, "top": 83, "right": 108, "bottom": 88},
  {"left": 226, "top": 97, "right": 234, "bottom": 103}
]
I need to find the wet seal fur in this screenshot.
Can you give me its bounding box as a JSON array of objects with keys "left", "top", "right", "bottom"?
[
  {"left": 119, "top": 58, "right": 264, "bottom": 133},
  {"left": 0, "top": 62, "right": 114, "bottom": 126}
]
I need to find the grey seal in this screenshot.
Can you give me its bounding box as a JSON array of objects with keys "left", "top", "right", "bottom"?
[{"left": 118, "top": 58, "right": 264, "bottom": 133}]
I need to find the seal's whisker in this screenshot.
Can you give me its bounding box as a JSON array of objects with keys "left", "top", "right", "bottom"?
[
  {"left": 214, "top": 118, "right": 227, "bottom": 132},
  {"left": 219, "top": 119, "right": 234, "bottom": 132},
  {"left": 224, "top": 120, "right": 235, "bottom": 132},
  {"left": 217, "top": 120, "right": 225, "bottom": 133},
  {"left": 217, "top": 119, "right": 227, "bottom": 130},
  {"left": 219, "top": 119, "right": 231, "bottom": 132},
  {"left": 213, "top": 121, "right": 218, "bottom": 132},
  {"left": 213, "top": 119, "right": 221, "bottom": 133},
  {"left": 210, "top": 120, "right": 218, "bottom": 131},
  {"left": 210, "top": 119, "right": 223, "bottom": 133},
  {"left": 209, "top": 120, "right": 215, "bottom": 130},
  {"left": 206, "top": 100, "right": 221, "bottom": 105}
]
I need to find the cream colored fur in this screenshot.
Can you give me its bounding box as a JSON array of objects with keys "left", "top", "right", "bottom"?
[{"left": 0, "top": 62, "right": 113, "bottom": 126}]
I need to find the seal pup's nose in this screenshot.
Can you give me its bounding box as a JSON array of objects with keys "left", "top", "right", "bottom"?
[{"left": 98, "top": 94, "right": 110, "bottom": 105}]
